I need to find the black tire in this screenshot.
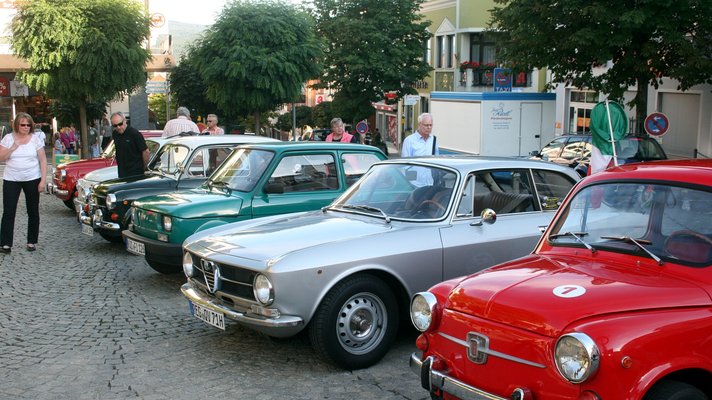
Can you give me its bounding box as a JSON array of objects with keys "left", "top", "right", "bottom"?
[
  {"left": 644, "top": 380, "right": 707, "bottom": 400},
  {"left": 63, "top": 196, "right": 75, "bottom": 210},
  {"left": 308, "top": 274, "right": 398, "bottom": 370},
  {"left": 99, "top": 231, "right": 123, "bottom": 243},
  {"left": 147, "top": 259, "right": 181, "bottom": 274}
]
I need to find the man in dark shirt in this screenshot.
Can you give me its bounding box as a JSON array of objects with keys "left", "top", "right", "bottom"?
[{"left": 110, "top": 112, "right": 149, "bottom": 178}]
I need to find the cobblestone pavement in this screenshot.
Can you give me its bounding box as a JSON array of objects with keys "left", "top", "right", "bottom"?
[{"left": 0, "top": 166, "right": 426, "bottom": 400}]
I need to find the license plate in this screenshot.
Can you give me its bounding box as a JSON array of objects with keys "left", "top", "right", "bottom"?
[
  {"left": 81, "top": 223, "right": 94, "bottom": 237},
  {"left": 126, "top": 238, "right": 145, "bottom": 256},
  {"left": 190, "top": 302, "right": 225, "bottom": 330}
]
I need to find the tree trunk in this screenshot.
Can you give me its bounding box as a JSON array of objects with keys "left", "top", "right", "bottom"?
[
  {"left": 79, "top": 103, "right": 89, "bottom": 159},
  {"left": 633, "top": 75, "right": 648, "bottom": 136},
  {"left": 253, "top": 110, "right": 261, "bottom": 135}
]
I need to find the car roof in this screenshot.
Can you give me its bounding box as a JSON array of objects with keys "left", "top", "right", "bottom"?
[
  {"left": 377, "top": 155, "right": 583, "bottom": 175},
  {"left": 159, "top": 134, "right": 278, "bottom": 146},
  {"left": 582, "top": 159, "right": 712, "bottom": 187},
  {"left": 234, "top": 141, "right": 385, "bottom": 152}
]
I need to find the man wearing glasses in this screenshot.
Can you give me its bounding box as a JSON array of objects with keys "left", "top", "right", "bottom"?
[
  {"left": 110, "top": 112, "right": 149, "bottom": 178},
  {"left": 201, "top": 114, "right": 224, "bottom": 135}
]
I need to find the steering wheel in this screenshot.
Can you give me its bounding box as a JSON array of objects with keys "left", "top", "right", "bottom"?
[
  {"left": 664, "top": 230, "right": 712, "bottom": 263},
  {"left": 415, "top": 200, "right": 446, "bottom": 217}
]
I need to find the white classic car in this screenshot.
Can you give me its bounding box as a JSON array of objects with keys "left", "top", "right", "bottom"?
[{"left": 180, "top": 156, "right": 581, "bottom": 369}]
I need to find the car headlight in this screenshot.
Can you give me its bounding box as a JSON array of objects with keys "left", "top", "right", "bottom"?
[
  {"left": 410, "top": 292, "right": 439, "bottom": 332},
  {"left": 162, "top": 215, "right": 172, "bottom": 232},
  {"left": 182, "top": 251, "right": 195, "bottom": 277},
  {"left": 253, "top": 274, "right": 274, "bottom": 305},
  {"left": 106, "top": 193, "right": 117, "bottom": 209},
  {"left": 555, "top": 332, "right": 600, "bottom": 383}
]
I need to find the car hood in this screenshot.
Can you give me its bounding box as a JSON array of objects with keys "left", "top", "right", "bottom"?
[
  {"left": 58, "top": 157, "right": 113, "bottom": 173},
  {"left": 132, "top": 188, "right": 243, "bottom": 219},
  {"left": 447, "top": 254, "right": 711, "bottom": 337},
  {"left": 187, "top": 212, "right": 390, "bottom": 262},
  {"left": 94, "top": 173, "right": 176, "bottom": 196},
  {"left": 83, "top": 166, "right": 118, "bottom": 183}
]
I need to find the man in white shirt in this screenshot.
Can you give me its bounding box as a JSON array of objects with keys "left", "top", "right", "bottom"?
[
  {"left": 162, "top": 106, "right": 200, "bottom": 138},
  {"left": 401, "top": 113, "right": 439, "bottom": 187}
]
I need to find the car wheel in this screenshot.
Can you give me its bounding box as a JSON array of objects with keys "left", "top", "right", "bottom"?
[
  {"left": 63, "top": 193, "right": 75, "bottom": 210},
  {"left": 308, "top": 274, "right": 398, "bottom": 370},
  {"left": 147, "top": 259, "right": 181, "bottom": 274},
  {"left": 643, "top": 380, "right": 707, "bottom": 400},
  {"left": 99, "top": 231, "right": 123, "bottom": 243}
]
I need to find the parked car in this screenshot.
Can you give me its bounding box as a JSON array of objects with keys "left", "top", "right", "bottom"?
[
  {"left": 122, "top": 142, "right": 387, "bottom": 274},
  {"left": 531, "top": 133, "right": 667, "bottom": 176},
  {"left": 82, "top": 135, "right": 278, "bottom": 243},
  {"left": 74, "top": 137, "right": 169, "bottom": 220},
  {"left": 48, "top": 130, "right": 163, "bottom": 209},
  {"left": 178, "top": 156, "right": 580, "bottom": 370},
  {"left": 409, "top": 159, "right": 712, "bottom": 400}
]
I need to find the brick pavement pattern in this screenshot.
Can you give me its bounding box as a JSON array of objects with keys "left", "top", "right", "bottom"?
[{"left": 0, "top": 165, "right": 426, "bottom": 400}]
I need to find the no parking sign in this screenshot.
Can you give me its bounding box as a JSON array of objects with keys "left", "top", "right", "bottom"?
[
  {"left": 356, "top": 121, "right": 368, "bottom": 135},
  {"left": 644, "top": 112, "right": 669, "bottom": 137}
]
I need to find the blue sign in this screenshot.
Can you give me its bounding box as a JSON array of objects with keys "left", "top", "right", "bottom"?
[
  {"left": 356, "top": 121, "right": 368, "bottom": 135},
  {"left": 644, "top": 112, "right": 669, "bottom": 137},
  {"left": 493, "top": 68, "right": 512, "bottom": 92}
]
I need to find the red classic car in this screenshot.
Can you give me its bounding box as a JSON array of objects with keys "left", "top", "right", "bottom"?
[
  {"left": 48, "top": 130, "right": 163, "bottom": 209},
  {"left": 410, "top": 159, "right": 712, "bottom": 400}
]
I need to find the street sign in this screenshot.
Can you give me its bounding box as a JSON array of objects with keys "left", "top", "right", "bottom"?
[
  {"left": 404, "top": 95, "right": 419, "bottom": 106},
  {"left": 356, "top": 121, "right": 368, "bottom": 135},
  {"left": 493, "top": 68, "right": 512, "bottom": 92},
  {"left": 644, "top": 112, "right": 669, "bottom": 137},
  {"left": 146, "top": 81, "right": 168, "bottom": 94}
]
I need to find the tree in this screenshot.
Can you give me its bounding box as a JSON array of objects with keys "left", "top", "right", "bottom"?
[
  {"left": 192, "top": 0, "right": 323, "bottom": 134},
  {"left": 11, "top": 0, "right": 150, "bottom": 158},
  {"left": 49, "top": 100, "right": 107, "bottom": 130},
  {"left": 312, "top": 101, "right": 335, "bottom": 128},
  {"left": 275, "top": 105, "right": 313, "bottom": 132},
  {"left": 169, "top": 50, "right": 219, "bottom": 121},
  {"left": 312, "top": 0, "right": 431, "bottom": 124},
  {"left": 147, "top": 94, "right": 176, "bottom": 129},
  {"left": 490, "top": 0, "right": 712, "bottom": 132}
]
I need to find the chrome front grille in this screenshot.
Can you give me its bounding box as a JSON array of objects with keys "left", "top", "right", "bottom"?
[{"left": 190, "top": 253, "right": 256, "bottom": 302}]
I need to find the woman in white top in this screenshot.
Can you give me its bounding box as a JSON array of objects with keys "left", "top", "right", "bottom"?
[{"left": 0, "top": 112, "right": 47, "bottom": 253}]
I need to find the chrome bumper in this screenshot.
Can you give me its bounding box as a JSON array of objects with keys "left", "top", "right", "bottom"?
[
  {"left": 410, "top": 352, "right": 531, "bottom": 400},
  {"left": 181, "top": 283, "right": 303, "bottom": 331},
  {"left": 82, "top": 208, "right": 120, "bottom": 231}
]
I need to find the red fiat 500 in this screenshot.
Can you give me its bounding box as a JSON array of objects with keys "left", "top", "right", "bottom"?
[{"left": 410, "top": 159, "right": 712, "bottom": 400}]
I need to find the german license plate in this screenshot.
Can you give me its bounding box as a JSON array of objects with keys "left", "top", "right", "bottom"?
[
  {"left": 81, "top": 223, "right": 93, "bottom": 237},
  {"left": 126, "top": 238, "right": 145, "bottom": 256},
  {"left": 190, "top": 302, "right": 225, "bottom": 330}
]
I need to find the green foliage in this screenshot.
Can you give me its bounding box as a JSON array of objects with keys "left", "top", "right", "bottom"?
[
  {"left": 147, "top": 94, "right": 177, "bottom": 128},
  {"left": 49, "top": 100, "right": 107, "bottom": 128},
  {"left": 312, "top": 101, "right": 334, "bottom": 128},
  {"left": 170, "top": 49, "right": 220, "bottom": 119},
  {"left": 11, "top": 0, "right": 151, "bottom": 103},
  {"left": 489, "top": 0, "right": 712, "bottom": 126},
  {"left": 312, "top": 0, "right": 431, "bottom": 123},
  {"left": 276, "top": 106, "right": 313, "bottom": 131},
  {"left": 191, "top": 0, "right": 323, "bottom": 131}
]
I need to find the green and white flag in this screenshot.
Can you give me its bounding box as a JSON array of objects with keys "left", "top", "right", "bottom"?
[{"left": 589, "top": 101, "right": 628, "bottom": 175}]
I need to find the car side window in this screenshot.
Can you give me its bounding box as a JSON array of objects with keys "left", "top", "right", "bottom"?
[
  {"left": 531, "top": 169, "right": 577, "bottom": 210},
  {"left": 268, "top": 154, "right": 338, "bottom": 192},
  {"left": 472, "top": 170, "right": 535, "bottom": 215},
  {"left": 342, "top": 153, "right": 383, "bottom": 186},
  {"left": 186, "top": 147, "right": 231, "bottom": 177},
  {"left": 456, "top": 174, "right": 476, "bottom": 217},
  {"left": 561, "top": 137, "right": 591, "bottom": 161},
  {"left": 540, "top": 137, "right": 568, "bottom": 160}
]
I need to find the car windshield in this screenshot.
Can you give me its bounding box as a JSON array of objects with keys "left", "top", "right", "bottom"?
[
  {"left": 615, "top": 137, "right": 666, "bottom": 160},
  {"left": 331, "top": 163, "right": 457, "bottom": 221},
  {"left": 149, "top": 144, "right": 191, "bottom": 174},
  {"left": 549, "top": 182, "right": 712, "bottom": 266},
  {"left": 208, "top": 148, "right": 274, "bottom": 192},
  {"left": 102, "top": 141, "right": 115, "bottom": 158}
]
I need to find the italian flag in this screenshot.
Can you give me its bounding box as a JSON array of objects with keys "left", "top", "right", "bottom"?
[{"left": 589, "top": 100, "right": 628, "bottom": 175}]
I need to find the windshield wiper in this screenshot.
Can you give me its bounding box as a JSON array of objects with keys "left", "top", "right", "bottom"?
[
  {"left": 600, "top": 236, "right": 663, "bottom": 265},
  {"left": 209, "top": 180, "right": 232, "bottom": 195},
  {"left": 330, "top": 204, "right": 391, "bottom": 223},
  {"left": 549, "top": 231, "right": 595, "bottom": 253}
]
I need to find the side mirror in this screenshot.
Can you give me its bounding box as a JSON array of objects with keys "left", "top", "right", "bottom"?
[
  {"left": 470, "top": 208, "right": 497, "bottom": 226},
  {"left": 529, "top": 150, "right": 540, "bottom": 157},
  {"left": 263, "top": 183, "right": 284, "bottom": 194}
]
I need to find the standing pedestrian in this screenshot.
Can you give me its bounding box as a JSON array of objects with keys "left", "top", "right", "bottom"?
[
  {"left": 53, "top": 132, "right": 65, "bottom": 154},
  {"left": 110, "top": 112, "right": 149, "bottom": 178},
  {"left": 87, "top": 121, "right": 100, "bottom": 158},
  {"left": 60, "top": 127, "right": 75, "bottom": 154},
  {"left": 325, "top": 118, "right": 358, "bottom": 143},
  {"left": 162, "top": 106, "right": 199, "bottom": 138},
  {"left": 32, "top": 124, "right": 46, "bottom": 147},
  {"left": 0, "top": 112, "right": 48, "bottom": 253},
  {"left": 201, "top": 114, "right": 224, "bottom": 135},
  {"left": 101, "top": 117, "right": 112, "bottom": 150},
  {"left": 401, "top": 113, "right": 438, "bottom": 157}
]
